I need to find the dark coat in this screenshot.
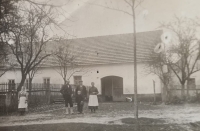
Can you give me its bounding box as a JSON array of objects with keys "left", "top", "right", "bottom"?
[
  {"left": 60, "top": 84, "right": 73, "bottom": 98},
  {"left": 76, "top": 94, "right": 84, "bottom": 103},
  {"left": 75, "top": 85, "right": 87, "bottom": 102}
]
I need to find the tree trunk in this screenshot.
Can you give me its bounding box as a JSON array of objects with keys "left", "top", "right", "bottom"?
[
  {"left": 131, "top": 0, "right": 139, "bottom": 130},
  {"left": 28, "top": 78, "right": 32, "bottom": 105},
  {"left": 162, "top": 83, "right": 167, "bottom": 103},
  {"left": 29, "top": 78, "right": 32, "bottom": 96},
  {"left": 181, "top": 84, "right": 185, "bottom": 100},
  {"left": 64, "top": 79, "right": 66, "bottom": 85},
  {"left": 131, "top": 0, "right": 138, "bottom": 120},
  {"left": 162, "top": 82, "right": 171, "bottom": 104},
  {"left": 153, "top": 80, "right": 156, "bottom": 104},
  {"left": 186, "top": 82, "right": 190, "bottom": 100},
  {"left": 161, "top": 74, "right": 170, "bottom": 104},
  {"left": 17, "top": 74, "right": 27, "bottom": 91},
  {"left": 28, "top": 78, "right": 33, "bottom": 97}
]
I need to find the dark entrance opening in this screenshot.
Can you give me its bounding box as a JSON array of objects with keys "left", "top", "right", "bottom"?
[{"left": 101, "top": 76, "right": 123, "bottom": 101}]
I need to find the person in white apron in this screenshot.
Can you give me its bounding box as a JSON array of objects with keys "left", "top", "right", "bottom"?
[
  {"left": 18, "top": 86, "right": 28, "bottom": 115},
  {"left": 88, "top": 82, "right": 99, "bottom": 113}
]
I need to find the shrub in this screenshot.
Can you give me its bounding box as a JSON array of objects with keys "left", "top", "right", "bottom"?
[{"left": 167, "top": 96, "right": 182, "bottom": 104}]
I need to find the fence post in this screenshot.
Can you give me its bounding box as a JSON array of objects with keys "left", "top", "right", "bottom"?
[
  {"left": 47, "top": 85, "right": 51, "bottom": 104},
  {"left": 153, "top": 80, "right": 156, "bottom": 104}
]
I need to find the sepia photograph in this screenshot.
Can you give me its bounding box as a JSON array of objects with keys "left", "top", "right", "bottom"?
[{"left": 1, "top": 0, "right": 200, "bottom": 130}]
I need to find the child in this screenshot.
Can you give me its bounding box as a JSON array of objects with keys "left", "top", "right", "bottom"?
[
  {"left": 76, "top": 91, "right": 84, "bottom": 114},
  {"left": 75, "top": 81, "right": 87, "bottom": 114}
]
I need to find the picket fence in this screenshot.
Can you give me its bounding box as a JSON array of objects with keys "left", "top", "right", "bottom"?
[{"left": 0, "top": 83, "right": 80, "bottom": 114}]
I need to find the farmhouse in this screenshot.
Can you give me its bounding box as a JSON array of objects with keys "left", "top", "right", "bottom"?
[{"left": 0, "top": 30, "right": 163, "bottom": 101}]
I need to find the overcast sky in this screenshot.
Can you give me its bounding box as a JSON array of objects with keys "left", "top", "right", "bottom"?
[{"left": 39, "top": 0, "right": 200, "bottom": 38}]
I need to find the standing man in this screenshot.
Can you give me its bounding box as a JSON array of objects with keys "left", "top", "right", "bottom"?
[
  {"left": 60, "top": 80, "right": 74, "bottom": 115},
  {"left": 75, "top": 80, "right": 87, "bottom": 114}
]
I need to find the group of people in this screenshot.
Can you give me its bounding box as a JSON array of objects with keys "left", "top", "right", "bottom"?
[
  {"left": 17, "top": 80, "right": 99, "bottom": 115},
  {"left": 60, "top": 80, "right": 99, "bottom": 114}
]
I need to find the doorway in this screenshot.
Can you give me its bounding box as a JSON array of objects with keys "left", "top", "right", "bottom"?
[{"left": 101, "top": 76, "right": 123, "bottom": 101}]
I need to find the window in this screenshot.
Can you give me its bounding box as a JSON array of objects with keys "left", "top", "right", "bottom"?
[
  {"left": 74, "top": 76, "right": 82, "bottom": 85},
  {"left": 26, "top": 78, "right": 32, "bottom": 89},
  {"left": 8, "top": 79, "right": 15, "bottom": 84},
  {"left": 187, "top": 78, "right": 196, "bottom": 89},
  {"left": 43, "top": 78, "right": 50, "bottom": 89},
  {"left": 8, "top": 79, "right": 15, "bottom": 91}
]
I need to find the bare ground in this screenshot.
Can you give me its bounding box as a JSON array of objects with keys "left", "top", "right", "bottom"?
[{"left": 1, "top": 102, "right": 200, "bottom": 131}]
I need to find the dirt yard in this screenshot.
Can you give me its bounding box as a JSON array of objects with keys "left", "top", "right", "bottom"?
[{"left": 1, "top": 102, "right": 200, "bottom": 131}]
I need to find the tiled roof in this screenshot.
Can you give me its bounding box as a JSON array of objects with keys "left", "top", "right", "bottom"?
[{"left": 44, "top": 30, "right": 162, "bottom": 66}]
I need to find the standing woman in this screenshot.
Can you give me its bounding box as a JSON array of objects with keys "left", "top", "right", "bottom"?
[
  {"left": 18, "top": 86, "right": 28, "bottom": 115},
  {"left": 88, "top": 82, "right": 99, "bottom": 113}
]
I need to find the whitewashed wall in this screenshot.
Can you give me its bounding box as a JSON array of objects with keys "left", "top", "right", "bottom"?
[
  {"left": 0, "top": 63, "right": 161, "bottom": 95},
  {"left": 191, "top": 71, "right": 200, "bottom": 86}
]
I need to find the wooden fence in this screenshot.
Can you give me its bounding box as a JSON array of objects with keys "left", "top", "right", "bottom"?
[
  {"left": 169, "top": 85, "right": 200, "bottom": 99},
  {"left": 27, "top": 83, "right": 63, "bottom": 105},
  {"left": 0, "top": 83, "right": 82, "bottom": 114},
  {"left": 0, "top": 83, "right": 18, "bottom": 114},
  {"left": 170, "top": 89, "right": 200, "bottom": 98}
]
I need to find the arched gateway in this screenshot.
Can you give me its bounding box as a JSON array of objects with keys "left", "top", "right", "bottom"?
[{"left": 101, "top": 76, "right": 123, "bottom": 101}]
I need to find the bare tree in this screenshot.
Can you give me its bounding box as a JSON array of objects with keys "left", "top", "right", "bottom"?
[
  {"left": 53, "top": 39, "right": 87, "bottom": 84},
  {"left": 146, "top": 51, "right": 172, "bottom": 103},
  {"left": 0, "top": 1, "right": 66, "bottom": 91},
  {"left": 160, "top": 16, "right": 200, "bottom": 100},
  {"left": 0, "top": 42, "right": 11, "bottom": 77},
  {"left": 0, "top": 0, "right": 18, "bottom": 77},
  {"left": 27, "top": 60, "right": 45, "bottom": 96},
  {"left": 0, "top": 0, "right": 17, "bottom": 34}
]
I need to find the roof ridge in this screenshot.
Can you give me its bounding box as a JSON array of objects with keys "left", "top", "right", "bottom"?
[{"left": 71, "top": 29, "right": 163, "bottom": 40}]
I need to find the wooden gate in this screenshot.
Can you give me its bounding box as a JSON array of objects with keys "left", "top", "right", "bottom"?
[
  {"left": 101, "top": 76, "right": 123, "bottom": 101},
  {"left": 0, "top": 83, "right": 18, "bottom": 114}
]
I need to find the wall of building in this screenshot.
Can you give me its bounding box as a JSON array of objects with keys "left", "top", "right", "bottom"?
[
  {"left": 0, "top": 63, "right": 161, "bottom": 95},
  {"left": 168, "top": 69, "right": 200, "bottom": 89}
]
